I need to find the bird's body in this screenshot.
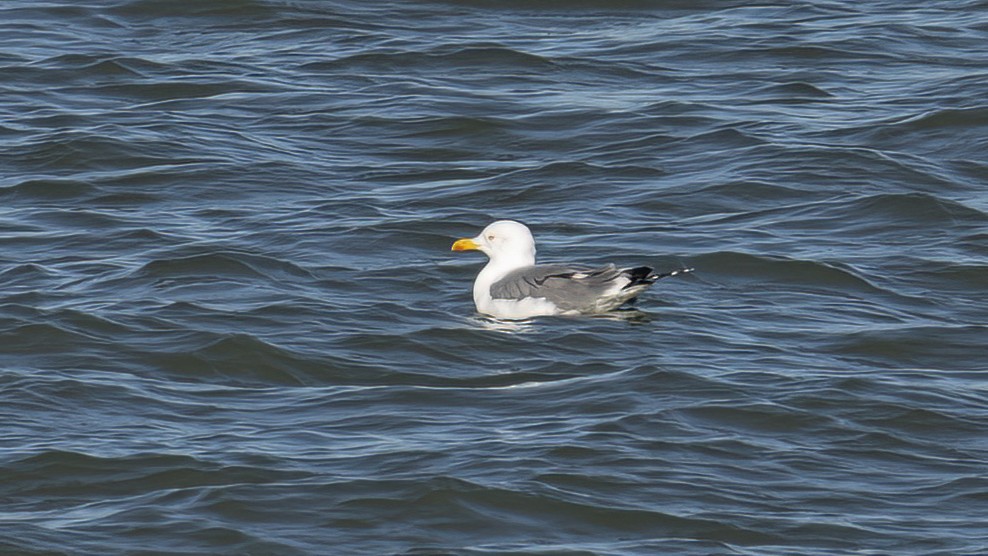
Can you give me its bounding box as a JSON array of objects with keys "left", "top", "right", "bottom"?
[{"left": 451, "top": 220, "right": 690, "bottom": 319}]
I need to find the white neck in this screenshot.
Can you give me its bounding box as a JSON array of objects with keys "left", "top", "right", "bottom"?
[{"left": 472, "top": 251, "right": 535, "bottom": 308}]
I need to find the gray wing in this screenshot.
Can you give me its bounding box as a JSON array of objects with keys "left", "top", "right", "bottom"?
[{"left": 489, "top": 263, "right": 628, "bottom": 312}]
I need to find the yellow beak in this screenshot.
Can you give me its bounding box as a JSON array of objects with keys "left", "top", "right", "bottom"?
[{"left": 451, "top": 238, "right": 480, "bottom": 251}]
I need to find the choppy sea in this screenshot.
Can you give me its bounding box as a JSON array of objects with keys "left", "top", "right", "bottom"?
[{"left": 2, "top": 1, "right": 987, "bottom": 554}]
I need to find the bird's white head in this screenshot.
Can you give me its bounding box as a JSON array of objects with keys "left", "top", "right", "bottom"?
[{"left": 451, "top": 220, "right": 536, "bottom": 267}]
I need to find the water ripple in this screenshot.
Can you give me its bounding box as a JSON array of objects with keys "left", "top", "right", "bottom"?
[{"left": 2, "top": 1, "right": 987, "bottom": 554}]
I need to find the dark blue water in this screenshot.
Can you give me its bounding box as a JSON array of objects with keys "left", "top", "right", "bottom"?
[{"left": 2, "top": 1, "right": 987, "bottom": 554}]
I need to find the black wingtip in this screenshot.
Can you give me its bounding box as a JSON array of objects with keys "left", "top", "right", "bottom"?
[
  {"left": 624, "top": 266, "right": 693, "bottom": 288},
  {"left": 623, "top": 266, "right": 694, "bottom": 288},
  {"left": 625, "top": 266, "right": 656, "bottom": 287}
]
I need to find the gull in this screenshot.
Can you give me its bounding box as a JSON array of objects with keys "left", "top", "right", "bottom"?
[{"left": 451, "top": 220, "right": 691, "bottom": 319}]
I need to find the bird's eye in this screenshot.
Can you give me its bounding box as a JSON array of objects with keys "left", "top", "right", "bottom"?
[{"left": 487, "top": 235, "right": 495, "bottom": 241}]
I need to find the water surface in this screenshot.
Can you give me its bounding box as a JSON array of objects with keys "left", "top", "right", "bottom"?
[{"left": 2, "top": 1, "right": 987, "bottom": 554}]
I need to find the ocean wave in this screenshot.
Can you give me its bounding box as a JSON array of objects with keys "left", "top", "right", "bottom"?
[{"left": 3, "top": 1, "right": 987, "bottom": 553}]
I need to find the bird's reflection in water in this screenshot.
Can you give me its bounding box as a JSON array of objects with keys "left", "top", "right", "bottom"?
[
  {"left": 470, "top": 307, "right": 653, "bottom": 332},
  {"left": 471, "top": 315, "right": 536, "bottom": 334},
  {"left": 592, "top": 308, "right": 653, "bottom": 324}
]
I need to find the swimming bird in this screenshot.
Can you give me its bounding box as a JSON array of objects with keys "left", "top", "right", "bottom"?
[{"left": 451, "top": 220, "right": 691, "bottom": 319}]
